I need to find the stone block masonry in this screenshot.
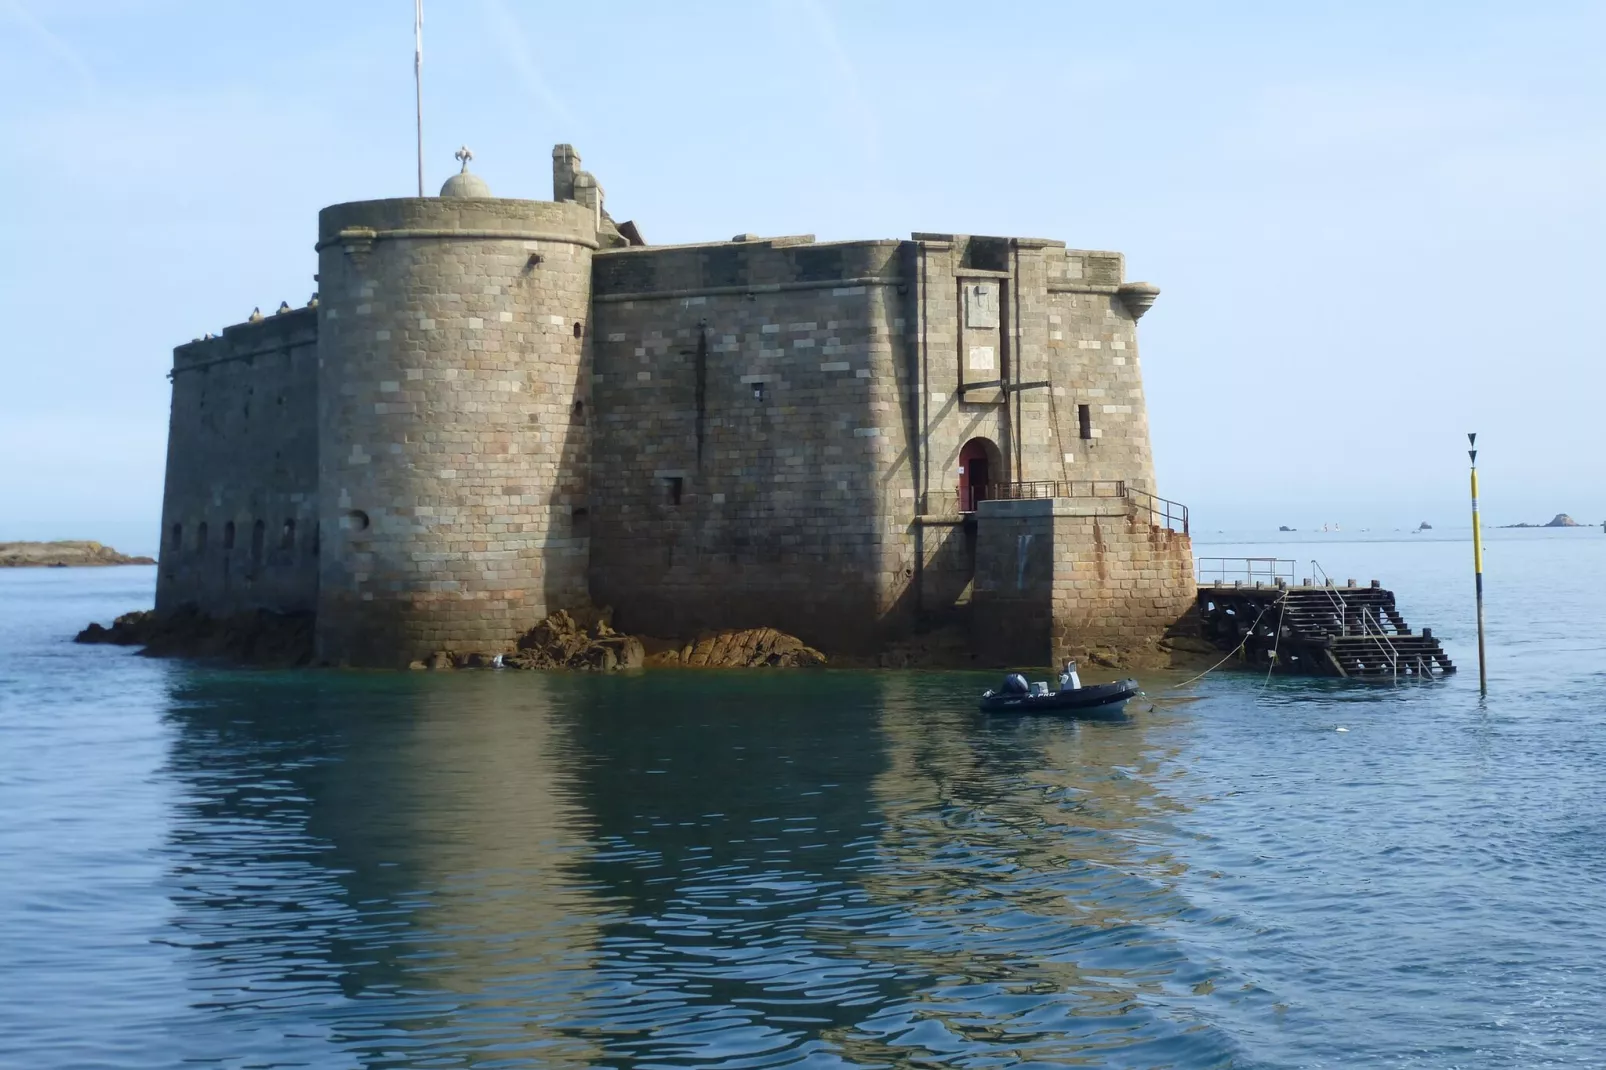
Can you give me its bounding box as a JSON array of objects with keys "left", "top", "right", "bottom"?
[
  {"left": 971, "top": 497, "right": 1196, "bottom": 667},
  {"left": 157, "top": 307, "right": 319, "bottom": 616},
  {"left": 315, "top": 196, "right": 598, "bottom": 667},
  {"left": 151, "top": 144, "right": 1190, "bottom": 667},
  {"left": 588, "top": 238, "right": 908, "bottom": 651}
]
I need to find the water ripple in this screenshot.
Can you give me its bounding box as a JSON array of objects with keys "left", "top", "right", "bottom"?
[{"left": 5, "top": 545, "right": 1606, "bottom": 1067}]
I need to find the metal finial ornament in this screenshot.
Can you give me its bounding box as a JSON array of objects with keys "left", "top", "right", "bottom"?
[{"left": 455, "top": 146, "right": 473, "bottom": 172}]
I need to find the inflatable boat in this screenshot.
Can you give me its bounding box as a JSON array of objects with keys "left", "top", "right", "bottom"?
[{"left": 979, "top": 673, "right": 1141, "bottom": 716}]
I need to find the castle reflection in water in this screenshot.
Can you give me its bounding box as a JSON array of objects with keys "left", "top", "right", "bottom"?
[{"left": 155, "top": 670, "right": 1226, "bottom": 1067}]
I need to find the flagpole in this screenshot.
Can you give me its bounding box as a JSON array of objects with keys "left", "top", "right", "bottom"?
[{"left": 415, "top": 0, "right": 424, "bottom": 197}]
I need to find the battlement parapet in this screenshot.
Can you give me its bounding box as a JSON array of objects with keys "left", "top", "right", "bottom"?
[
  {"left": 317, "top": 196, "right": 600, "bottom": 252},
  {"left": 594, "top": 237, "right": 903, "bottom": 302},
  {"left": 1050, "top": 248, "right": 1127, "bottom": 290},
  {"left": 173, "top": 306, "right": 318, "bottom": 374}
]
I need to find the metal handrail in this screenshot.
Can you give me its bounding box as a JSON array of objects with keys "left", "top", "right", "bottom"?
[
  {"left": 1357, "top": 605, "right": 1401, "bottom": 682},
  {"left": 948, "top": 481, "right": 1190, "bottom": 537},
  {"left": 1310, "top": 559, "right": 1401, "bottom": 681},
  {"left": 988, "top": 479, "right": 1129, "bottom": 502},
  {"left": 1197, "top": 557, "right": 1297, "bottom": 585},
  {"left": 1128, "top": 487, "right": 1190, "bottom": 535},
  {"left": 956, "top": 480, "right": 1127, "bottom": 513}
]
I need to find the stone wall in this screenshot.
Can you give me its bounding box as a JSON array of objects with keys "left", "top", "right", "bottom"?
[
  {"left": 587, "top": 238, "right": 912, "bottom": 651},
  {"left": 585, "top": 232, "right": 1178, "bottom": 652},
  {"left": 1043, "top": 249, "right": 1157, "bottom": 492},
  {"left": 315, "top": 197, "right": 597, "bottom": 666},
  {"left": 905, "top": 240, "right": 1155, "bottom": 511},
  {"left": 971, "top": 497, "right": 1195, "bottom": 667},
  {"left": 889, "top": 238, "right": 1165, "bottom": 630},
  {"left": 156, "top": 307, "right": 320, "bottom": 615}
]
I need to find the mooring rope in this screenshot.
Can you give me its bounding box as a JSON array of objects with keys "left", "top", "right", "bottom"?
[
  {"left": 1166, "top": 601, "right": 1275, "bottom": 690},
  {"left": 1262, "top": 591, "right": 1289, "bottom": 688}
]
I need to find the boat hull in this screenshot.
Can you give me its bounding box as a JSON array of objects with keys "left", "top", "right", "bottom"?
[{"left": 979, "top": 678, "right": 1141, "bottom": 716}]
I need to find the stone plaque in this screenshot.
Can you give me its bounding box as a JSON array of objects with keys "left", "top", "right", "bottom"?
[
  {"left": 967, "top": 345, "right": 995, "bottom": 373},
  {"left": 965, "top": 283, "right": 999, "bottom": 329}
]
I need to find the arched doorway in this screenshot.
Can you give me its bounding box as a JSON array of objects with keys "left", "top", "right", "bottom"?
[{"left": 957, "top": 437, "right": 1001, "bottom": 512}]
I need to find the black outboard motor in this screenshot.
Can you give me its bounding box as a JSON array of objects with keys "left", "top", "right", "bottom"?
[{"left": 1003, "top": 673, "right": 1029, "bottom": 695}]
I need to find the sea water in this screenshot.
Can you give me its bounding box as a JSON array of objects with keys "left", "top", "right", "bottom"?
[{"left": 1, "top": 528, "right": 1602, "bottom": 1068}]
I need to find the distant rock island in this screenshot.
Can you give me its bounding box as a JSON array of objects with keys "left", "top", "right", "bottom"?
[
  {"left": 0, "top": 541, "right": 155, "bottom": 567},
  {"left": 1501, "top": 514, "right": 1583, "bottom": 529}
]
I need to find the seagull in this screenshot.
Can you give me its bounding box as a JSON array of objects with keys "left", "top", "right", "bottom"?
[
  {"left": 276, "top": 301, "right": 291, "bottom": 315},
  {"left": 248, "top": 307, "right": 263, "bottom": 322},
  {"left": 307, "top": 292, "right": 319, "bottom": 308}
]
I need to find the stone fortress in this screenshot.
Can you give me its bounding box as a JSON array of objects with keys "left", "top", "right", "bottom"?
[{"left": 156, "top": 145, "right": 1196, "bottom": 668}]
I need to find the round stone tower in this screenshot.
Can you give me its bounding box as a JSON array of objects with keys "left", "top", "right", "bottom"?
[{"left": 314, "top": 161, "right": 597, "bottom": 666}]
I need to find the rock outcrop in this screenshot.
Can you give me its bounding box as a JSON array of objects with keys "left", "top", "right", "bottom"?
[
  {"left": 410, "top": 614, "right": 822, "bottom": 671},
  {"left": 76, "top": 603, "right": 827, "bottom": 672},
  {"left": 1503, "top": 513, "right": 1584, "bottom": 529},
  {"left": 75, "top": 607, "right": 314, "bottom": 666},
  {"left": 502, "top": 609, "right": 646, "bottom": 671},
  {"left": 646, "top": 627, "right": 826, "bottom": 668},
  {"left": 2, "top": 541, "right": 155, "bottom": 567}
]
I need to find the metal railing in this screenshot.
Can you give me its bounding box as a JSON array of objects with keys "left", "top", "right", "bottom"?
[
  {"left": 953, "top": 479, "right": 1127, "bottom": 514},
  {"left": 986, "top": 479, "right": 1129, "bottom": 504},
  {"left": 1309, "top": 559, "right": 1403, "bottom": 681},
  {"left": 1130, "top": 488, "right": 1190, "bottom": 536},
  {"left": 1197, "top": 557, "right": 1297, "bottom": 585},
  {"left": 1357, "top": 604, "right": 1401, "bottom": 682},
  {"left": 932, "top": 480, "right": 1191, "bottom": 536}
]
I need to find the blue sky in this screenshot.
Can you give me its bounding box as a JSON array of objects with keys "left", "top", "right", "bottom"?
[{"left": 2, "top": 1, "right": 1602, "bottom": 550}]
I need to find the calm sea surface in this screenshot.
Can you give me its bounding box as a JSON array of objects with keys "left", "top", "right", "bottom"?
[{"left": 2, "top": 529, "right": 1603, "bottom": 1068}]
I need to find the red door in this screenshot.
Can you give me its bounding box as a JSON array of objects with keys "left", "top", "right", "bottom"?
[{"left": 958, "top": 439, "right": 993, "bottom": 511}]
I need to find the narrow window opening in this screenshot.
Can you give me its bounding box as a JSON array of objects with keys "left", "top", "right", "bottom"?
[
  {"left": 573, "top": 321, "right": 583, "bottom": 338},
  {"left": 344, "top": 510, "right": 370, "bottom": 532},
  {"left": 571, "top": 506, "right": 590, "bottom": 537},
  {"left": 664, "top": 477, "right": 683, "bottom": 506},
  {"left": 170, "top": 523, "right": 183, "bottom": 550},
  {"left": 196, "top": 522, "right": 209, "bottom": 553},
  {"left": 223, "top": 521, "right": 236, "bottom": 550},
  {"left": 280, "top": 518, "right": 296, "bottom": 550},
  {"left": 572, "top": 398, "right": 585, "bottom": 419},
  {"left": 1078, "top": 404, "right": 1092, "bottom": 440},
  {"left": 250, "top": 520, "right": 265, "bottom": 564},
  {"left": 312, "top": 523, "right": 321, "bottom": 557}
]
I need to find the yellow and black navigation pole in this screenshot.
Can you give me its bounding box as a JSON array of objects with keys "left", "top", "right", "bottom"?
[{"left": 1468, "top": 433, "right": 1487, "bottom": 693}]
